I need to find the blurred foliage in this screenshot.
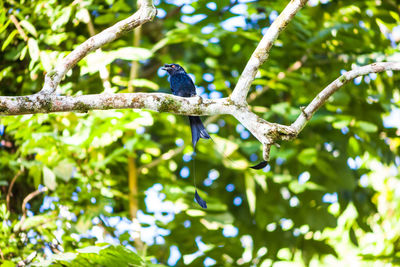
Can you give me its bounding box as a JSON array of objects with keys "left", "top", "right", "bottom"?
[{"left": 1, "top": 0, "right": 400, "bottom": 266}]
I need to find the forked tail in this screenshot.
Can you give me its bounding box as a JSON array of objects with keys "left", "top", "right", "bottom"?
[{"left": 188, "top": 116, "right": 210, "bottom": 148}]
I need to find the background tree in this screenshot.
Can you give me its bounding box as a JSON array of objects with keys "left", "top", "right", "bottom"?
[{"left": 1, "top": 0, "right": 400, "bottom": 266}]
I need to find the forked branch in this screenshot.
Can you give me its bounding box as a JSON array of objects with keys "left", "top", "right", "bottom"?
[{"left": 291, "top": 62, "right": 400, "bottom": 133}]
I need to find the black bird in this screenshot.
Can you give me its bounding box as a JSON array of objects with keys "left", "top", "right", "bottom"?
[
  {"left": 162, "top": 63, "right": 210, "bottom": 148},
  {"left": 162, "top": 63, "right": 209, "bottom": 209}
]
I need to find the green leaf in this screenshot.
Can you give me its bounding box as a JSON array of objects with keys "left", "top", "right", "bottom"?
[
  {"left": 348, "top": 136, "right": 360, "bottom": 156},
  {"left": 205, "top": 212, "right": 234, "bottom": 224},
  {"left": 75, "top": 8, "right": 90, "bottom": 23},
  {"left": 211, "top": 135, "right": 239, "bottom": 158},
  {"left": 28, "top": 38, "right": 40, "bottom": 63},
  {"left": 205, "top": 57, "right": 217, "bottom": 68},
  {"left": 245, "top": 173, "right": 256, "bottom": 214},
  {"left": 129, "top": 79, "right": 160, "bottom": 90},
  {"left": 76, "top": 245, "right": 109, "bottom": 254},
  {"left": 20, "top": 20, "right": 38, "bottom": 37},
  {"left": 2, "top": 30, "right": 18, "bottom": 51},
  {"left": 297, "top": 148, "right": 317, "bottom": 165},
  {"left": 43, "top": 166, "right": 57, "bottom": 190},
  {"left": 94, "top": 13, "right": 116, "bottom": 24},
  {"left": 19, "top": 45, "right": 28, "bottom": 60},
  {"left": 332, "top": 119, "right": 350, "bottom": 129},
  {"left": 52, "top": 6, "right": 72, "bottom": 30},
  {"left": 0, "top": 19, "right": 11, "bottom": 34},
  {"left": 349, "top": 227, "right": 359, "bottom": 246},
  {"left": 254, "top": 174, "right": 267, "bottom": 192},
  {"left": 112, "top": 76, "right": 159, "bottom": 90},
  {"left": 289, "top": 180, "right": 325, "bottom": 194},
  {"left": 14, "top": 214, "right": 56, "bottom": 231},
  {"left": 109, "top": 47, "right": 152, "bottom": 61},
  {"left": 53, "top": 160, "right": 74, "bottom": 182},
  {"left": 33, "top": 245, "right": 148, "bottom": 266},
  {"left": 273, "top": 174, "right": 292, "bottom": 183},
  {"left": 39, "top": 51, "right": 53, "bottom": 72},
  {"left": 355, "top": 121, "right": 378, "bottom": 133},
  {"left": 50, "top": 252, "right": 77, "bottom": 262},
  {"left": 83, "top": 48, "right": 152, "bottom": 75},
  {"left": 1, "top": 261, "right": 15, "bottom": 267}
]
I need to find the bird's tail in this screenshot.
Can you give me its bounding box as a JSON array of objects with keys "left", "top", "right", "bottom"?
[
  {"left": 189, "top": 116, "right": 209, "bottom": 209},
  {"left": 188, "top": 116, "right": 210, "bottom": 148}
]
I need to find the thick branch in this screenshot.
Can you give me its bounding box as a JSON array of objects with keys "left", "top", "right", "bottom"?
[
  {"left": 39, "top": 0, "right": 156, "bottom": 95},
  {"left": 0, "top": 93, "right": 230, "bottom": 116},
  {"left": 0, "top": 91, "right": 295, "bottom": 160},
  {"left": 233, "top": 105, "right": 295, "bottom": 149},
  {"left": 291, "top": 61, "right": 400, "bottom": 133},
  {"left": 230, "top": 0, "right": 308, "bottom": 104}
]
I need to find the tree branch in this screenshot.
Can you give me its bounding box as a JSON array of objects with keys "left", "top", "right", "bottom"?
[
  {"left": 6, "top": 168, "right": 25, "bottom": 211},
  {"left": 16, "top": 186, "right": 48, "bottom": 232},
  {"left": 0, "top": 93, "right": 229, "bottom": 116},
  {"left": 38, "top": 0, "right": 156, "bottom": 95},
  {"left": 230, "top": 0, "right": 308, "bottom": 104},
  {"left": 10, "top": 14, "right": 28, "bottom": 42},
  {"left": 290, "top": 62, "right": 400, "bottom": 133}
]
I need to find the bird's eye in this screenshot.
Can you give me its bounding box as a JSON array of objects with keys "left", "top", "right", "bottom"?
[{"left": 172, "top": 65, "right": 176, "bottom": 68}]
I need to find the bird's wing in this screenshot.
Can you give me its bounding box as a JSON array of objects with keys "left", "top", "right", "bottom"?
[
  {"left": 186, "top": 75, "right": 197, "bottom": 97},
  {"left": 171, "top": 74, "right": 197, "bottom": 97}
]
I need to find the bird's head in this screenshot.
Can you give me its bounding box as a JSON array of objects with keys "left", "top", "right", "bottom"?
[{"left": 162, "top": 63, "right": 186, "bottom": 75}]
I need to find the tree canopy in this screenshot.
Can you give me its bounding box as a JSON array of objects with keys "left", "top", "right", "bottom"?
[{"left": 1, "top": 0, "right": 400, "bottom": 266}]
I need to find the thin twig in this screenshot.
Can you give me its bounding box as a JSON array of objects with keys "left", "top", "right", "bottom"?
[
  {"left": 21, "top": 187, "right": 48, "bottom": 216},
  {"left": 6, "top": 168, "right": 25, "bottom": 211},
  {"left": 18, "top": 187, "right": 48, "bottom": 232},
  {"left": 10, "top": 14, "right": 28, "bottom": 41}
]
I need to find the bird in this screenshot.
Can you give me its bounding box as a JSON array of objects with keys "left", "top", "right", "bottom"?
[
  {"left": 162, "top": 63, "right": 209, "bottom": 209},
  {"left": 162, "top": 63, "right": 210, "bottom": 148},
  {"left": 161, "top": 63, "right": 266, "bottom": 207},
  {"left": 162, "top": 64, "right": 267, "bottom": 171}
]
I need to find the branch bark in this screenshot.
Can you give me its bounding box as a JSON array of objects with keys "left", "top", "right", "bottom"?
[{"left": 0, "top": 93, "right": 229, "bottom": 115}]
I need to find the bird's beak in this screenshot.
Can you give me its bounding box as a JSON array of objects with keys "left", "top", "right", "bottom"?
[{"left": 161, "top": 64, "right": 170, "bottom": 71}]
